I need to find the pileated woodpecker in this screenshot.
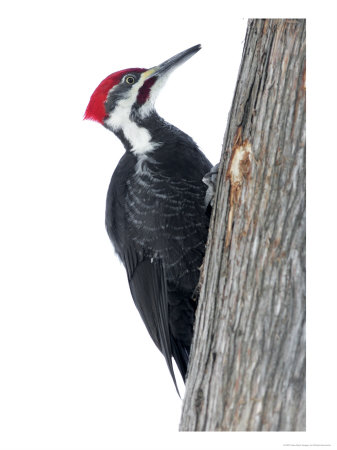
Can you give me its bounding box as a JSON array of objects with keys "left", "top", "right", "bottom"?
[{"left": 85, "top": 44, "right": 212, "bottom": 391}]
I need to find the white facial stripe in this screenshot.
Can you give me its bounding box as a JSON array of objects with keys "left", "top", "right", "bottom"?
[{"left": 105, "top": 79, "right": 160, "bottom": 154}]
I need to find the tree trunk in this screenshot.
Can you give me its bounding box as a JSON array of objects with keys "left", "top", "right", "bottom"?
[{"left": 180, "top": 19, "right": 306, "bottom": 432}]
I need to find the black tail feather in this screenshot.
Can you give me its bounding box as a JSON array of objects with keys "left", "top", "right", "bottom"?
[{"left": 171, "top": 338, "right": 190, "bottom": 383}]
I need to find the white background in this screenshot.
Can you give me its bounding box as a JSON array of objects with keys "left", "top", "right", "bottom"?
[{"left": 0, "top": 1, "right": 336, "bottom": 449}]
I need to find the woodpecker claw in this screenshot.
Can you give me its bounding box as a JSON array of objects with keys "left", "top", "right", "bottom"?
[{"left": 203, "top": 163, "right": 219, "bottom": 208}]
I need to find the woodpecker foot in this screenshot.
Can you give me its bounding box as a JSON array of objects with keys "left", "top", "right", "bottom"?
[{"left": 203, "top": 163, "right": 219, "bottom": 209}]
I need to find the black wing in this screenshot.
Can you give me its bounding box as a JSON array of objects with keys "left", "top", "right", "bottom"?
[
  {"left": 127, "top": 253, "right": 179, "bottom": 392},
  {"left": 105, "top": 152, "right": 180, "bottom": 391},
  {"left": 105, "top": 145, "right": 211, "bottom": 391}
]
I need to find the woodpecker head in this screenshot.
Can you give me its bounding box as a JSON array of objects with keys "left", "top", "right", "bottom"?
[{"left": 84, "top": 45, "right": 201, "bottom": 151}]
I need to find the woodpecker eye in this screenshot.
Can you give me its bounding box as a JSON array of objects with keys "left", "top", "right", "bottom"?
[{"left": 125, "top": 75, "right": 136, "bottom": 85}]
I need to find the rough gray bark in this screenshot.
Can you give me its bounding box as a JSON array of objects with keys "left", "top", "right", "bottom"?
[{"left": 180, "top": 19, "right": 306, "bottom": 431}]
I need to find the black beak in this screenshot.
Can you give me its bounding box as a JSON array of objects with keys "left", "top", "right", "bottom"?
[{"left": 141, "top": 44, "right": 201, "bottom": 80}]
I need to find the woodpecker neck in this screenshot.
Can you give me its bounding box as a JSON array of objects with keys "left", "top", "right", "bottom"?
[{"left": 104, "top": 107, "right": 167, "bottom": 155}]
